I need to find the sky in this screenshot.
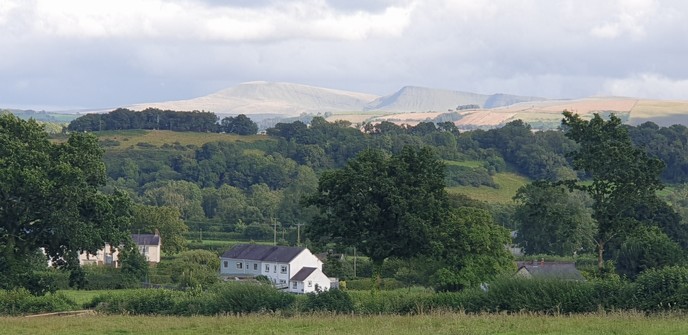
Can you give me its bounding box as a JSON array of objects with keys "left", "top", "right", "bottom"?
[{"left": 2, "top": 0, "right": 688, "bottom": 110}]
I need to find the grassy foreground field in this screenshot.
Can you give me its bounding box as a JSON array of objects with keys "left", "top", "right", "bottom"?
[{"left": 3, "top": 312, "right": 687, "bottom": 335}]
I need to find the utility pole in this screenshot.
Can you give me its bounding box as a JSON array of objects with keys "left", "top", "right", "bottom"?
[
  {"left": 296, "top": 223, "right": 304, "bottom": 246},
  {"left": 353, "top": 247, "right": 357, "bottom": 278},
  {"left": 272, "top": 217, "right": 277, "bottom": 246}
]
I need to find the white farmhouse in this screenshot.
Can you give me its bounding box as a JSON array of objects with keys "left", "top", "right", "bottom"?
[
  {"left": 220, "top": 244, "right": 331, "bottom": 294},
  {"left": 78, "top": 231, "right": 162, "bottom": 266}
]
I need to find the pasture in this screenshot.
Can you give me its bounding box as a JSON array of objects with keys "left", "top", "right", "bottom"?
[
  {"left": 2, "top": 312, "right": 687, "bottom": 335},
  {"left": 448, "top": 172, "right": 529, "bottom": 203}
]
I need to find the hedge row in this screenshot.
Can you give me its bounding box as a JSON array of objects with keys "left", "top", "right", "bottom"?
[
  {"left": 6, "top": 266, "right": 688, "bottom": 316},
  {"left": 0, "top": 289, "right": 78, "bottom": 316}
]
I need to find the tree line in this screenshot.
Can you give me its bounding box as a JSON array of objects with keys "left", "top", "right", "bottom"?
[{"left": 67, "top": 108, "right": 258, "bottom": 135}]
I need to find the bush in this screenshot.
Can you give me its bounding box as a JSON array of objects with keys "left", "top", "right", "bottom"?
[
  {"left": 634, "top": 266, "right": 688, "bottom": 311},
  {"left": 205, "top": 282, "right": 294, "bottom": 314},
  {"left": 302, "top": 289, "right": 354, "bottom": 313},
  {"left": 0, "top": 289, "right": 78, "bottom": 316},
  {"left": 89, "top": 289, "right": 183, "bottom": 315}
]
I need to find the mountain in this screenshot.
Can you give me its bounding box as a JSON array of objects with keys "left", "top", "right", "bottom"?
[
  {"left": 364, "top": 86, "right": 543, "bottom": 112},
  {"left": 127, "top": 81, "right": 379, "bottom": 117},
  {"left": 120, "top": 81, "right": 688, "bottom": 129}
]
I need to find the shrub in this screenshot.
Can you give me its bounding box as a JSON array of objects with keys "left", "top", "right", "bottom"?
[
  {"left": 302, "top": 289, "right": 354, "bottom": 313},
  {"left": 634, "top": 266, "right": 688, "bottom": 311},
  {"left": 88, "top": 289, "right": 185, "bottom": 315},
  {"left": 205, "top": 282, "right": 294, "bottom": 314},
  {"left": 0, "top": 289, "right": 78, "bottom": 316}
]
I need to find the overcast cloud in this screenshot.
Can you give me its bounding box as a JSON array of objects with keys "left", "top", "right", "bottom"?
[{"left": 1, "top": 0, "right": 687, "bottom": 110}]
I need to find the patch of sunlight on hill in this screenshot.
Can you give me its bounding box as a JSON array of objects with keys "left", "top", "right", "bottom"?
[
  {"left": 447, "top": 172, "right": 529, "bottom": 204},
  {"left": 90, "top": 130, "right": 269, "bottom": 149},
  {"left": 444, "top": 160, "right": 483, "bottom": 168}
]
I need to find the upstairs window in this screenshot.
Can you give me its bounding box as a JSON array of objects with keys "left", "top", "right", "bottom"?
[
  {"left": 254, "top": 263, "right": 258, "bottom": 270},
  {"left": 280, "top": 265, "right": 288, "bottom": 274},
  {"left": 236, "top": 262, "right": 243, "bottom": 269}
]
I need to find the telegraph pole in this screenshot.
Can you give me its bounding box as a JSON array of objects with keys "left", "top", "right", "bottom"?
[{"left": 296, "top": 223, "right": 304, "bottom": 246}]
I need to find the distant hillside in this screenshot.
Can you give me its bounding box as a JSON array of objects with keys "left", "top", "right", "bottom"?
[
  {"left": 128, "top": 81, "right": 379, "bottom": 117},
  {"left": 364, "top": 86, "right": 543, "bottom": 112},
  {"left": 86, "top": 81, "right": 688, "bottom": 130}
]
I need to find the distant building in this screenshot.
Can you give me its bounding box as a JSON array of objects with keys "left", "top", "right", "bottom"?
[
  {"left": 78, "top": 230, "right": 162, "bottom": 266},
  {"left": 220, "top": 244, "right": 334, "bottom": 294},
  {"left": 515, "top": 260, "right": 585, "bottom": 281}
]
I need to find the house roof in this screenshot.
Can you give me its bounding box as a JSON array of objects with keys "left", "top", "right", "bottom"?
[
  {"left": 290, "top": 267, "right": 317, "bottom": 281},
  {"left": 131, "top": 234, "right": 160, "bottom": 246},
  {"left": 516, "top": 261, "right": 585, "bottom": 281},
  {"left": 221, "top": 244, "right": 305, "bottom": 263}
]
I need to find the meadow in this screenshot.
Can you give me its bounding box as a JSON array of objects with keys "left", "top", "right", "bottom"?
[
  {"left": 3, "top": 312, "right": 688, "bottom": 335},
  {"left": 448, "top": 172, "right": 530, "bottom": 203}
]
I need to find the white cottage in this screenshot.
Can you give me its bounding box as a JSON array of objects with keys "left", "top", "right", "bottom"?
[
  {"left": 220, "top": 244, "right": 331, "bottom": 293},
  {"left": 78, "top": 231, "right": 162, "bottom": 266}
]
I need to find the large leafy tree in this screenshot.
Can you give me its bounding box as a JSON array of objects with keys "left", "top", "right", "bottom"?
[
  {"left": 513, "top": 183, "right": 596, "bottom": 256},
  {"left": 306, "top": 147, "right": 449, "bottom": 271},
  {"left": 132, "top": 204, "right": 188, "bottom": 254},
  {"left": 0, "top": 114, "right": 133, "bottom": 293},
  {"left": 432, "top": 207, "right": 514, "bottom": 291},
  {"left": 561, "top": 111, "right": 666, "bottom": 271}
]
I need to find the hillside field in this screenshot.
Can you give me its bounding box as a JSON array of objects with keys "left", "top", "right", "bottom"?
[
  {"left": 55, "top": 129, "right": 268, "bottom": 149},
  {"left": 448, "top": 172, "right": 529, "bottom": 204}
]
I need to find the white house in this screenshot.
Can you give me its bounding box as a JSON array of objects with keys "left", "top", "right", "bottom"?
[
  {"left": 220, "top": 244, "right": 331, "bottom": 293},
  {"left": 78, "top": 231, "right": 162, "bottom": 266}
]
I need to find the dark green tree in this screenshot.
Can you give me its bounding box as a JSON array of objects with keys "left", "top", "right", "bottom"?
[
  {"left": 513, "top": 183, "right": 596, "bottom": 256},
  {"left": 306, "top": 147, "right": 449, "bottom": 275},
  {"left": 0, "top": 114, "right": 133, "bottom": 293},
  {"left": 221, "top": 114, "right": 258, "bottom": 135},
  {"left": 132, "top": 204, "right": 188, "bottom": 254},
  {"left": 616, "top": 226, "right": 685, "bottom": 279},
  {"left": 432, "top": 207, "right": 514, "bottom": 291},
  {"left": 561, "top": 111, "right": 666, "bottom": 271}
]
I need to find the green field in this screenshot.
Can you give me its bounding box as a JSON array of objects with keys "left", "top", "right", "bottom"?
[
  {"left": 3, "top": 312, "right": 687, "bottom": 335},
  {"left": 54, "top": 129, "right": 268, "bottom": 148},
  {"left": 448, "top": 172, "right": 529, "bottom": 203}
]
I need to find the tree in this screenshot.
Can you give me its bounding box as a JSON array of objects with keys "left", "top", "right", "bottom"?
[
  {"left": 616, "top": 226, "right": 685, "bottom": 280},
  {"left": 432, "top": 207, "right": 514, "bottom": 291},
  {"left": 306, "top": 147, "right": 449, "bottom": 275},
  {"left": 0, "top": 114, "right": 133, "bottom": 293},
  {"left": 561, "top": 111, "right": 666, "bottom": 271},
  {"left": 132, "top": 204, "right": 188, "bottom": 254},
  {"left": 221, "top": 114, "right": 258, "bottom": 135},
  {"left": 513, "top": 183, "right": 596, "bottom": 256}
]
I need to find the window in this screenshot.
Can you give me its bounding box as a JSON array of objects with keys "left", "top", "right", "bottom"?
[
  {"left": 280, "top": 279, "right": 286, "bottom": 284},
  {"left": 273, "top": 265, "right": 277, "bottom": 273},
  {"left": 253, "top": 263, "right": 258, "bottom": 270},
  {"left": 236, "top": 262, "right": 243, "bottom": 269},
  {"left": 280, "top": 265, "right": 288, "bottom": 274},
  {"left": 223, "top": 261, "right": 228, "bottom": 268},
  {"left": 292, "top": 281, "right": 297, "bottom": 289},
  {"left": 308, "top": 281, "right": 312, "bottom": 287},
  {"left": 265, "top": 264, "right": 270, "bottom": 272}
]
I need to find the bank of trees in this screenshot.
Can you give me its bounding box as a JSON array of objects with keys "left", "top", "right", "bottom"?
[
  {"left": 67, "top": 108, "right": 258, "bottom": 135},
  {"left": 0, "top": 114, "right": 135, "bottom": 294},
  {"left": 513, "top": 112, "right": 688, "bottom": 279},
  {"left": 306, "top": 147, "right": 514, "bottom": 290}
]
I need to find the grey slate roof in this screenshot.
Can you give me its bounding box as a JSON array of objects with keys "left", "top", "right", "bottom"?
[
  {"left": 516, "top": 261, "right": 585, "bottom": 281},
  {"left": 221, "top": 244, "right": 305, "bottom": 263},
  {"left": 131, "top": 234, "right": 161, "bottom": 246},
  {"left": 290, "top": 267, "right": 317, "bottom": 281}
]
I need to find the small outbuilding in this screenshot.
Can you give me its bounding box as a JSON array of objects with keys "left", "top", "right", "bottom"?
[{"left": 516, "top": 260, "right": 585, "bottom": 281}]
